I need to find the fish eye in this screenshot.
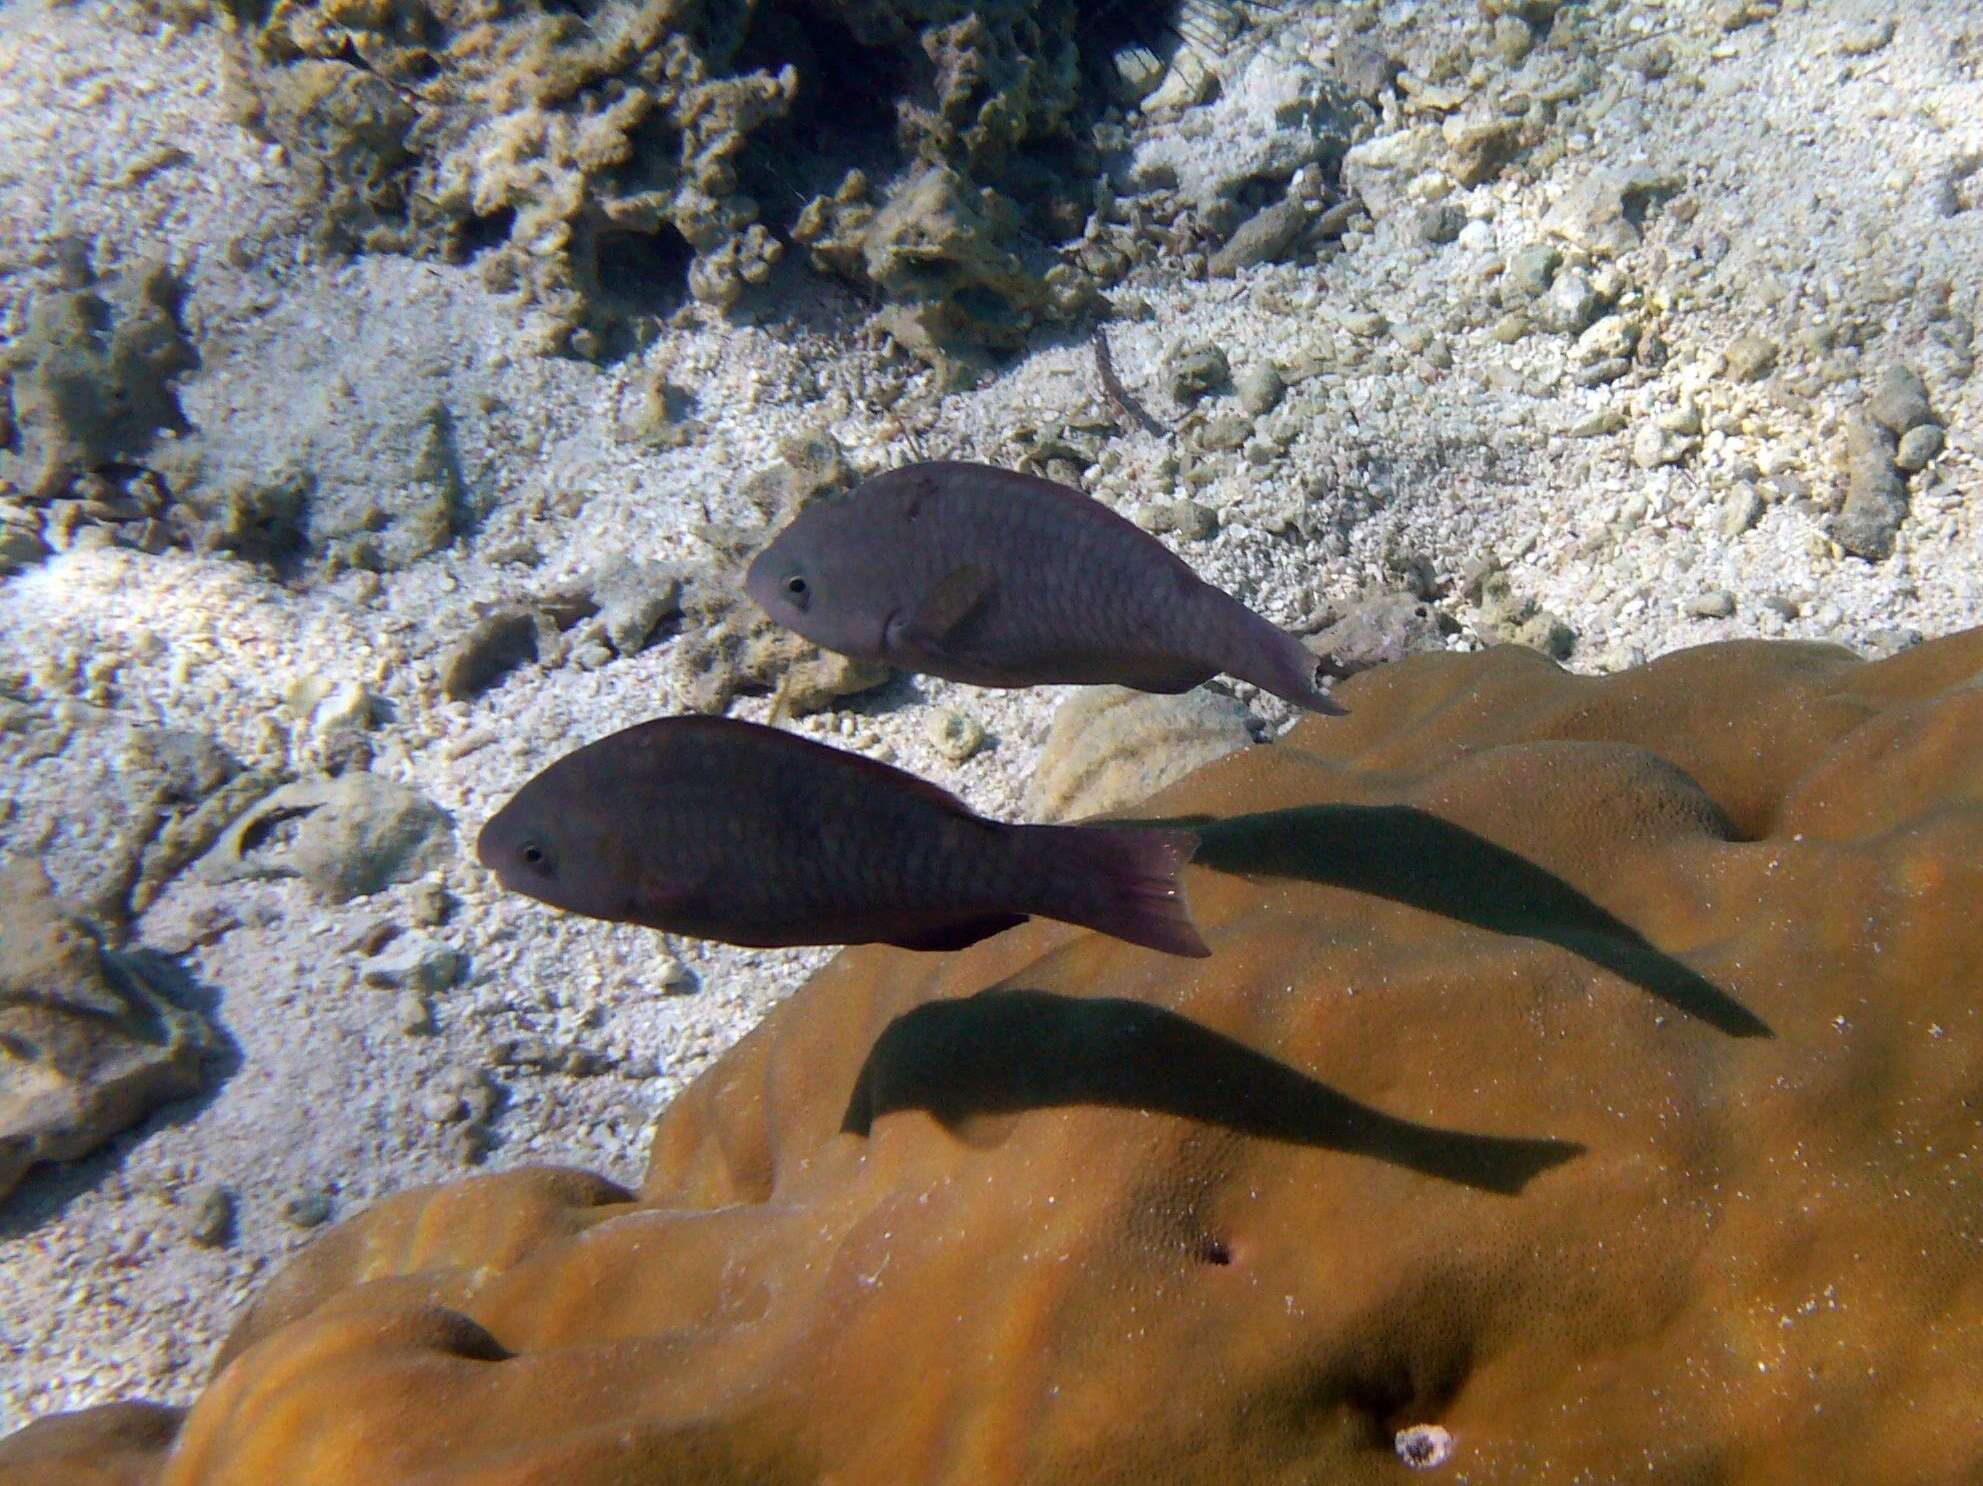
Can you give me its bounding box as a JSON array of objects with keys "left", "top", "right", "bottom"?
[
  {"left": 784, "top": 573, "right": 811, "bottom": 609},
  {"left": 519, "top": 841, "right": 549, "bottom": 869}
]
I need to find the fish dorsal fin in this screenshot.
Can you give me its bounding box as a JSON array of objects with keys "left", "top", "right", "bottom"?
[
  {"left": 635, "top": 715, "right": 990, "bottom": 821},
  {"left": 903, "top": 563, "right": 996, "bottom": 646}
]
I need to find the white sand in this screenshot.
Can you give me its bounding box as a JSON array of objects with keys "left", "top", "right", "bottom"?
[{"left": 2, "top": 0, "right": 1978, "bottom": 1431}]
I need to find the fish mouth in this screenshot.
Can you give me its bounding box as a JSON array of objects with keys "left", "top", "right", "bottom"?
[
  {"left": 472, "top": 815, "right": 509, "bottom": 879},
  {"left": 741, "top": 549, "right": 773, "bottom": 605}
]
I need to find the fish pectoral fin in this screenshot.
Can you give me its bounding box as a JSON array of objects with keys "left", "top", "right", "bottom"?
[
  {"left": 628, "top": 876, "right": 697, "bottom": 925},
  {"left": 902, "top": 563, "right": 996, "bottom": 646},
  {"left": 885, "top": 912, "right": 1027, "bottom": 952}
]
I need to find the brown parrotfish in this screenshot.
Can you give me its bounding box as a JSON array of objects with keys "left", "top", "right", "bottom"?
[
  {"left": 744, "top": 460, "right": 1348, "bottom": 713},
  {"left": 477, "top": 716, "right": 1210, "bottom": 958}
]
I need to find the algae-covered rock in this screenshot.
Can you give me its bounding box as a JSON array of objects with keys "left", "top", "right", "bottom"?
[
  {"left": 0, "top": 509, "right": 53, "bottom": 574},
  {"left": 212, "top": 0, "right": 794, "bottom": 353},
  {"left": 1025, "top": 684, "right": 1257, "bottom": 822},
  {"left": 117, "top": 731, "right": 287, "bottom": 921},
  {"left": 1834, "top": 410, "right": 1909, "bottom": 561},
  {"left": 0, "top": 244, "right": 467, "bottom": 575},
  {"left": 1304, "top": 589, "right": 1458, "bottom": 674},
  {"left": 588, "top": 555, "right": 683, "bottom": 657},
  {"left": 209, "top": 0, "right": 1106, "bottom": 368},
  {"left": 438, "top": 608, "right": 546, "bottom": 702},
  {"left": 177, "top": 465, "right": 314, "bottom": 567},
  {"left": 13, "top": 627, "right": 1983, "bottom": 1482},
  {"left": 0, "top": 701, "right": 285, "bottom": 932},
  {"left": 1543, "top": 165, "right": 1685, "bottom": 257},
  {"left": 669, "top": 571, "right": 892, "bottom": 716},
  {"left": 795, "top": 165, "right": 1049, "bottom": 385},
  {"left": 828, "top": 1, "right": 1080, "bottom": 172},
  {"left": 195, "top": 774, "right": 452, "bottom": 902},
  {"left": 178, "top": 0, "right": 1134, "bottom": 369},
  {"left": 0, "top": 257, "right": 196, "bottom": 502},
  {"left": 156, "top": 361, "right": 478, "bottom": 574},
  {"left": 0, "top": 858, "right": 212, "bottom": 1205}
]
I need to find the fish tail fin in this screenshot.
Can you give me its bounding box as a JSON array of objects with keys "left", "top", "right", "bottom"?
[
  {"left": 1019, "top": 823, "right": 1211, "bottom": 958},
  {"left": 1256, "top": 628, "right": 1351, "bottom": 715},
  {"left": 1207, "top": 593, "right": 1350, "bottom": 715}
]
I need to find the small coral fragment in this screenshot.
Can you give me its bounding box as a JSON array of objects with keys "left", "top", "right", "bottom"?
[{"left": 1396, "top": 1423, "right": 1455, "bottom": 1469}]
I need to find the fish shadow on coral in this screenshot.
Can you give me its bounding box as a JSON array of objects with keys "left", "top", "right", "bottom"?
[
  {"left": 1173, "top": 805, "right": 1771, "bottom": 1038},
  {"left": 0, "top": 950, "right": 243, "bottom": 1239},
  {"left": 841, "top": 988, "right": 1581, "bottom": 1196}
]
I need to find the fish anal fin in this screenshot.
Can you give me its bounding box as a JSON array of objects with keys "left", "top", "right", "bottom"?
[
  {"left": 1117, "top": 658, "right": 1216, "bottom": 694},
  {"left": 886, "top": 912, "right": 1028, "bottom": 952}
]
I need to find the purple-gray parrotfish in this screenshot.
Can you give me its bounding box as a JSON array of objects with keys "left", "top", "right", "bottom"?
[
  {"left": 744, "top": 460, "right": 1347, "bottom": 713},
  {"left": 477, "top": 716, "right": 1210, "bottom": 958}
]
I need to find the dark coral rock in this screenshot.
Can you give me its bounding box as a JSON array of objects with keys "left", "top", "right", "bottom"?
[{"left": 0, "top": 259, "right": 197, "bottom": 501}]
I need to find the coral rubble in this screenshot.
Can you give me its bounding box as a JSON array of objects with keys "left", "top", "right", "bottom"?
[
  {"left": 0, "top": 255, "right": 195, "bottom": 503},
  {"left": 207, "top": 0, "right": 1117, "bottom": 370}
]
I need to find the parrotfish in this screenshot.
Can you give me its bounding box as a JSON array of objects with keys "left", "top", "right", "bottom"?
[
  {"left": 744, "top": 460, "right": 1347, "bottom": 713},
  {"left": 476, "top": 716, "right": 1210, "bottom": 958}
]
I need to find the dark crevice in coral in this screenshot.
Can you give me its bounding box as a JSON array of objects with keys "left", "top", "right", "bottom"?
[
  {"left": 1364, "top": 1349, "right": 1471, "bottom": 1445},
  {"left": 236, "top": 804, "right": 313, "bottom": 859},
  {"left": 460, "top": 206, "right": 516, "bottom": 259},
  {"left": 1343, "top": 1374, "right": 1415, "bottom": 1438},
  {"left": 1074, "top": 0, "right": 1187, "bottom": 91},
  {"left": 218, "top": 0, "right": 275, "bottom": 32},
  {"left": 598, "top": 110, "right": 681, "bottom": 198},
  {"left": 1006, "top": 145, "right": 1101, "bottom": 245},
  {"left": 330, "top": 34, "right": 370, "bottom": 74},
  {"left": 590, "top": 224, "right": 695, "bottom": 321},
  {"left": 731, "top": 5, "right": 909, "bottom": 231},
  {"left": 949, "top": 283, "right": 1017, "bottom": 325}
]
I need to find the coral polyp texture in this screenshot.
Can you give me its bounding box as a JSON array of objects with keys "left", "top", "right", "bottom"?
[{"left": 7, "top": 630, "right": 1983, "bottom": 1483}]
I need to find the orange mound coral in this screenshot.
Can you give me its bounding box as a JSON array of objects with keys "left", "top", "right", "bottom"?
[{"left": 6, "top": 631, "right": 1981, "bottom": 1484}]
